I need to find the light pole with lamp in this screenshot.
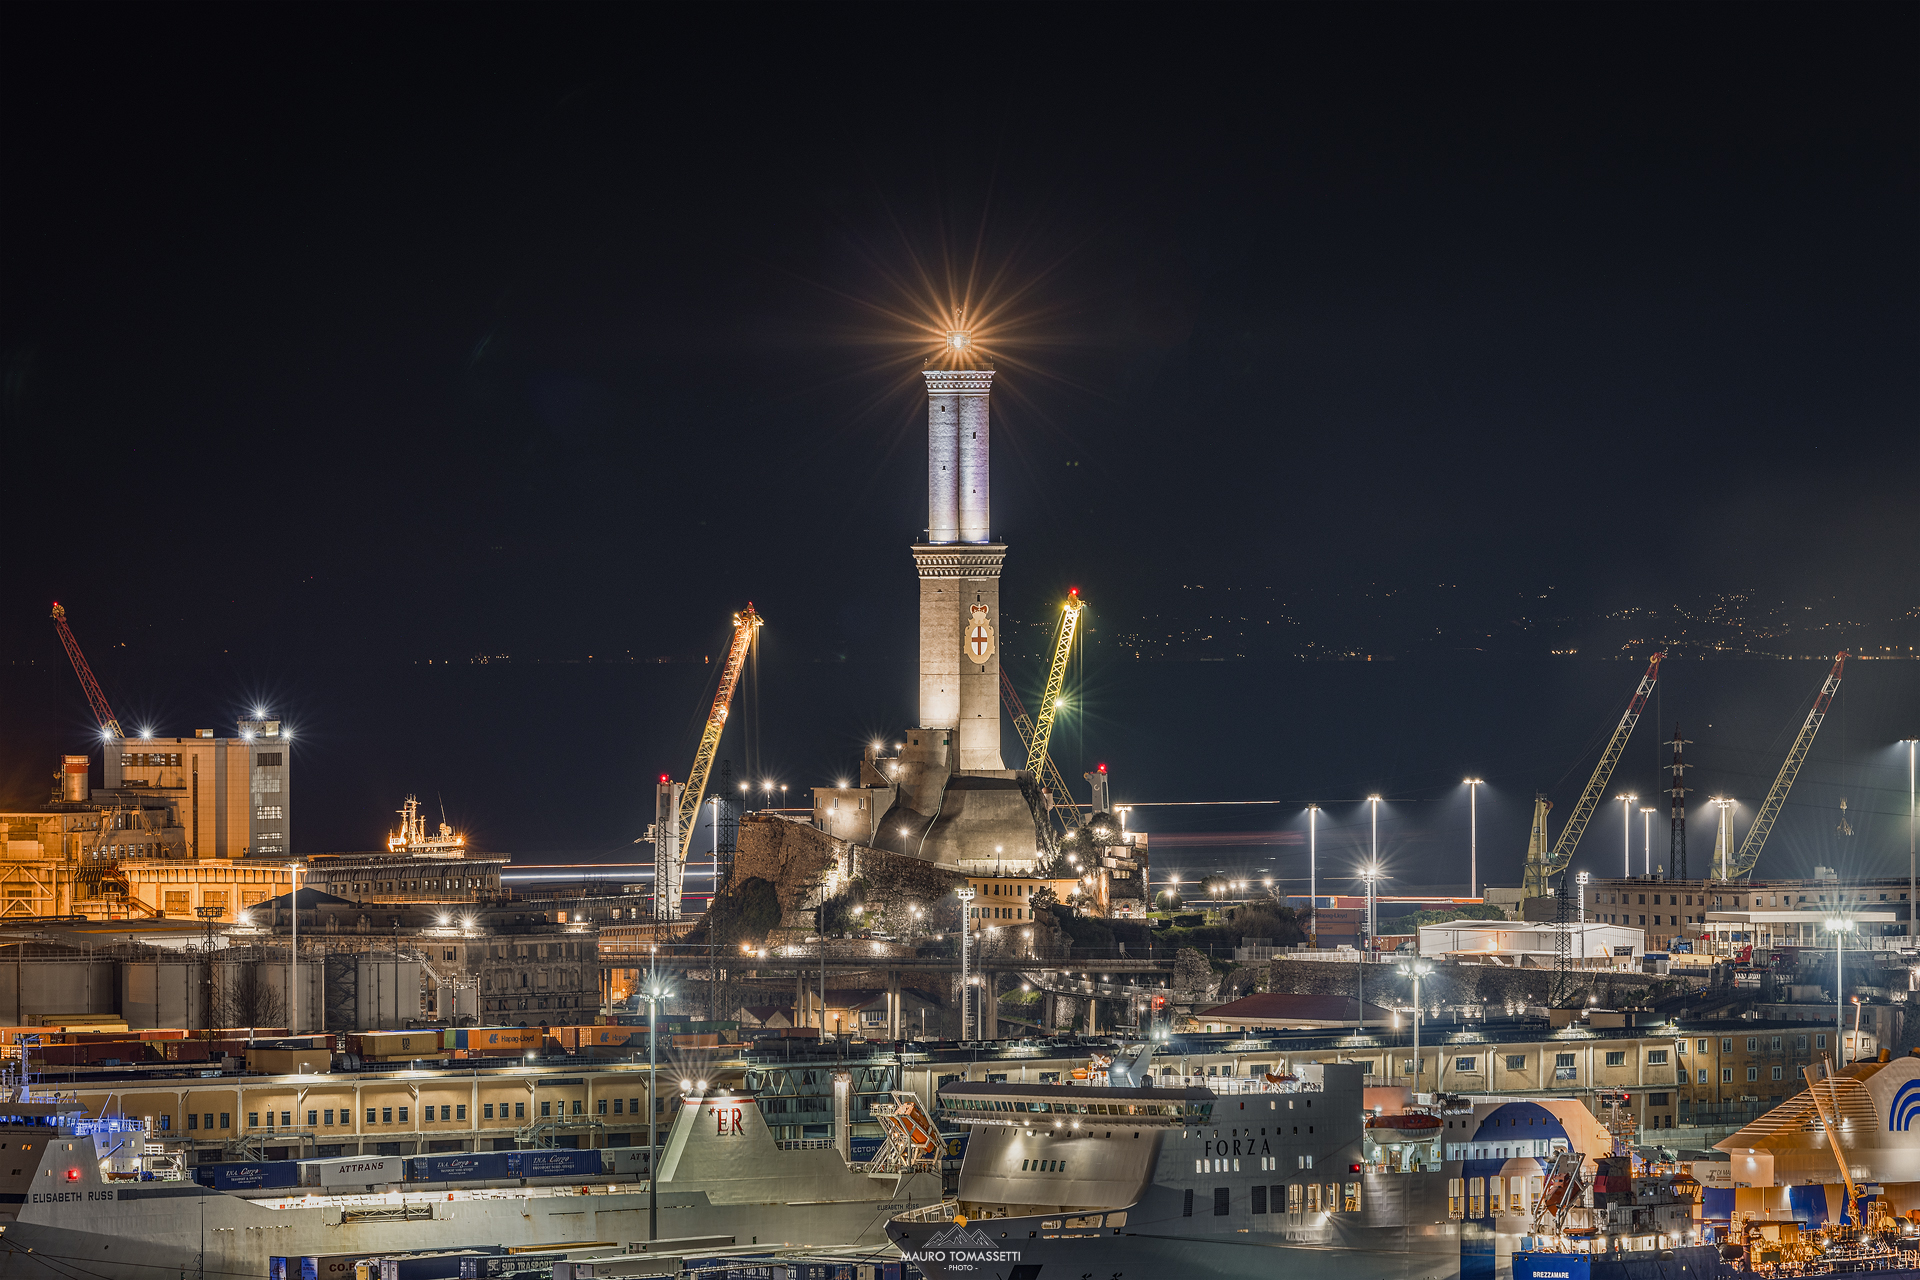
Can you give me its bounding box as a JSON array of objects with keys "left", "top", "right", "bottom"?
[
  {"left": 287, "top": 862, "right": 300, "bottom": 1034},
  {"left": 644, "top": 948, "right": 669, "bottom": 1242},
  {"left": 1358, "top": 864, "right": 1381, "bottom": 1035},
  {"left": 957, "top": 887, "right": 976, "bottom": 1040},
  {"left": 1905, "top": 739, "right": 1918, "bottom": 939},
  {"left": 1307, "top": 804, "right": 1319, "bottom": 947},
  {"left": 1366, "top": 796, "right": 1382, "bottom": 945},
  {"left": 1398, "top": 958, "right": 1433, "bottom": 1093},
  {"left": 1576, "top": 871, "right": 1590, "bottom": 959},
  {"left": 1712, "top": 798, "right": 1734, "bottom": 881},
  {"left": 1617, "top": 795, "right": 1636, "bottom": 877},
  {"left": 1825, "top": 916, "right": 1853, "bottom": 1068},
  {"left": 1464, "top": 780, "right": 1483, "bottom": 900},
  {"left": 1641, "top": 806, "right": 1656, "bottom": 876}
]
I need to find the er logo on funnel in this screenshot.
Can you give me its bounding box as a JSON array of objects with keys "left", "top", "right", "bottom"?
[{"left": 964, "top": 605, "right": 995, "bottom": 664}]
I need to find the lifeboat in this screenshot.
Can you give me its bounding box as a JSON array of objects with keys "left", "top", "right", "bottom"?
[
  {"left": 1366, "top": 1112, "right": 1444, "bottom": 1142},
  {"left": 1262, "top": 1072, "right": 1298, "bottom": 1089}
]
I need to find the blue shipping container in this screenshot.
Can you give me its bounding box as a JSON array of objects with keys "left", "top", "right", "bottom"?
[
  {"left": 513, "top": 1149, "right": 601, "bottom": 1179},
  {"left": 407, "top": 1152, "right": 511, "bottom": 1183},
  {"left": 215, "top": 1161, "right": 302, "bottom": 1191}
]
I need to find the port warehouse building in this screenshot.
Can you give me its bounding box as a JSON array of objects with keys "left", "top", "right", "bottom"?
[{"left": 24, "top": 1015, "right": 1867, "bottom": 1160}]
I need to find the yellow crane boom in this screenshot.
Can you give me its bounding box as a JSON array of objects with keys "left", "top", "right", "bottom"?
[
  {"left": 676, "top": 605, "right": 763, "bottom": 871},
  {"left": 1000, "top": 668, "right": 1077, "bottom": 814},
  {"left": 1728, "top": 652, "right": 1846, "bottom": 879},
  {"left": 1025, "top": 590, "right": 1085, "bottom": 786}
]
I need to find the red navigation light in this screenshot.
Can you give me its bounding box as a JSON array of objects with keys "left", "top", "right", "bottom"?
[
  {"left": 1068, "top": 588, "right": 1078, "bottom": 598},
  {"left": 1349, "top": 1164, "right": 1362, "bottom": 1173},
  {"left": 65, "top": 1168, "right": 79, "bottom": 1181},
  {"left": 1097, "top": 763, "right": 1107, "bottom": 774},
  {"left": 659, "top": 774, "right": 670, "bottom": 784}
]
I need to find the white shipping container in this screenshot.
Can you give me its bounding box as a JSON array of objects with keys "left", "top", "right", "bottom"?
[{"left": 304, "top": 1155, "right": 405, "bottom": 1187}]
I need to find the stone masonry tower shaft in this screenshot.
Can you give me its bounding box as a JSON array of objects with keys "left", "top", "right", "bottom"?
[{"left": 913, "top": 345, "right": 1005, "bottom": 773}]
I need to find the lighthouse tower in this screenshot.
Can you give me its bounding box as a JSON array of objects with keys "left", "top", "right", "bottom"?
[{"left": 913, "top": 327, "right": 1006, "bottom": 773}]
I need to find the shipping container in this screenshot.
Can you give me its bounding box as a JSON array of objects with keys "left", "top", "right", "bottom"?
[
  {"left": 512, "top": 1148, "right": 602, "bottom": 1180},
  {"left": 371, "top": 1253, "right": 496, "bottom": 1280},
  {"left": 352, "top": 1031, "right": 444, "bottom": 1059},
  {"left": 303, "top": 1155, "right": 405, "bottom": 1187},
  {"left": 405, "top": 1151, "right": 511, "bottom": 1184},
  {"left": 300, "top": 1254, "right": 367, "bottom": 1280},
  {"left": 605, "top": 1147, "right": 651, "bottom": 1176},
  {"left": 460, "top": 1258, "right": 557, "bottom": 1280},
  {"left": 213, "top": 1161, "right": 302, "bottom": 1191},
  {"left": 450, "top": 1027, "right": 544, "bottom": 1053},
  {"left": 671, "top": 1034, "right": 720, "bottom": 1049}
]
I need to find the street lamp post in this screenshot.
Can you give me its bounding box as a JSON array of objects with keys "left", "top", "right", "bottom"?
[
  {"left": 1617, "top": 795, "right": 1636, "bottom": 877},
  {"left": 1576, "top": 871, "right": 1590, "bottom": 959},
  {"left": 1464, "top": 780, "right": 1483, "bottom": 900},
  {"left": 644, "top": 948, "right": 667, "bottom": 1242},
  {"left": 1825, "top": 916, "right": 1854, "bottom": 1068},
  {"left": 287, "top": 862, "right": 300, "bottom": 1035},
  {"left": 1307, "top": 804, "right": 1320, "bottom": 947},
  {"left": 1712, "top": 798, "right": 1734, "bottom": 881},
  {"left": 1906, "top": 740, "right": 1918, "bottom": 939},
  {"left": 1399, "top": 958, "right": 1433, "bottom": 1093},
  {"left": 1366, "top": 796, "right": 1382, "bottom": 945},
  {"left": 957, "top": 887, "right": 976, "bottom": 1040}
]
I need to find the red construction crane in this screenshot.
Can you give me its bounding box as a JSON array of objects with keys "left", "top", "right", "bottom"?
[{"left": 51, "top": 603, "right": 122, "bottom": 739}]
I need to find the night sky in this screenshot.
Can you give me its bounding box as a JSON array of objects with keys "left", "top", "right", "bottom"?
[{"left": 3, "top": 7, "right": 1915, "bottom": 892}]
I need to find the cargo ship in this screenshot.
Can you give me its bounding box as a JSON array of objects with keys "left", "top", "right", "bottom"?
[
  {"left": 0, "top": 1074, "right": 945, "bottom": 1280},
  {"left": 885, "top": 1055, "right": 1716, "bottom": 1280}
]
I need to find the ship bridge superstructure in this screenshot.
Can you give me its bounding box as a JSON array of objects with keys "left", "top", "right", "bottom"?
[{"left": 939, "top": 1082, "right": 1216, "bottom": 1128}]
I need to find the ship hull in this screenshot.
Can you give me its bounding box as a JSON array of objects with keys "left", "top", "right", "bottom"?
[{"left": 0, "top": 1182, "right": 938, "bottom": 1280}]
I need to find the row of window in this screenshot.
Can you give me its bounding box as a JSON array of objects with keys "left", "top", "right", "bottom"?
[
  {"left": 948, "top": 1097, "right": 1203, "bottom": 1118},
  {"left": 1196, "top": 1155, "right": 1313, "bottom": 1173},
  {"left": 1182, "top": 1182, "right": 1357, "bottom": 1217},
  {"left": 255, "top": 806, "right": 284, "bottom": 820},
  {"left": 121, "top": 753, "right": 184, "bottom": 768},
  {"left": 971, "top": 907, "right": 1031, "bottom": 920},
  {"left": 1594, "top": 891, "right": 1906, "bottom": 907},
  {"left": 170, "top": 1097, "right": 660, "bottom": 1131},
  {"left": 1443, "top": 1049, "right": 1668, "bottom": 1072},
  {"left": 1449, "top": 1174, "right": 1537, "bottom": 1217}
]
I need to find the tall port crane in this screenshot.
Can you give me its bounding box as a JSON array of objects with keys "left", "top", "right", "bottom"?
[
  {"left": 1726, "top": 652, "right": 1847, "bottom": 879},
  {"left": 999, "top": 668, "right": 1077, "bottom": 824},
  {"left": 1523, "top": 652, "right": 1663, "bottom": 896},
  {"left": 1026, "top": 590, "right": 1086, "bottom": 786},
  {"left": 647, "top": 604, "right": 762, "bottom": 920},
  {"left": 51, "top": 603, "right": 123, "bottom": 739}
]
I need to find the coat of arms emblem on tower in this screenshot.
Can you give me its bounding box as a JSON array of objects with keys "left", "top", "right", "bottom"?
[{"left": 964, "top": 604, "right": 995, "bottom": 665}]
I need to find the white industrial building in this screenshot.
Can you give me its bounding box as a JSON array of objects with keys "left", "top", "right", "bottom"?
[{"left": 1418, "top": 920, "right": 1645, "bottom": 966}]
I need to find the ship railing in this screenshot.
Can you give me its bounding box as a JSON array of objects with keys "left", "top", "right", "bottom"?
[
  {"left": 892, "top": 1199, "right": 960, "bottom": 1224},
  {"left": 1155, "top": 1075, "right": 1323, "bottom": 1094},
  {"left": 773, "top": 1138, "right": 836, "bottom": 1151}
]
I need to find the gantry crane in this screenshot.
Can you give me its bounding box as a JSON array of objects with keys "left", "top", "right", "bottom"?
[
  {"left": 999, "top": 668, "right": 1077, "bottom": 825},
  {"left": 51, "top": 603, "right": 123, "bottom": 739},
  {"left": 1025, "top": 589, "right": 1085, "bottom": 787},
  {"left": 647, "top": 604, "right": 762, "bottom": 920},
  {"left": 1725, "top": 652, "right": 1846, "bottom": 879},
  {"left": 1523, "top": 652, "right": 1663, "bottom": 896}
]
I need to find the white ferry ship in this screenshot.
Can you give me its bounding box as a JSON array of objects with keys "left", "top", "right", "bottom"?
[{"left": 0, "top": 1083, "right": 943, "bottom": 1280}]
